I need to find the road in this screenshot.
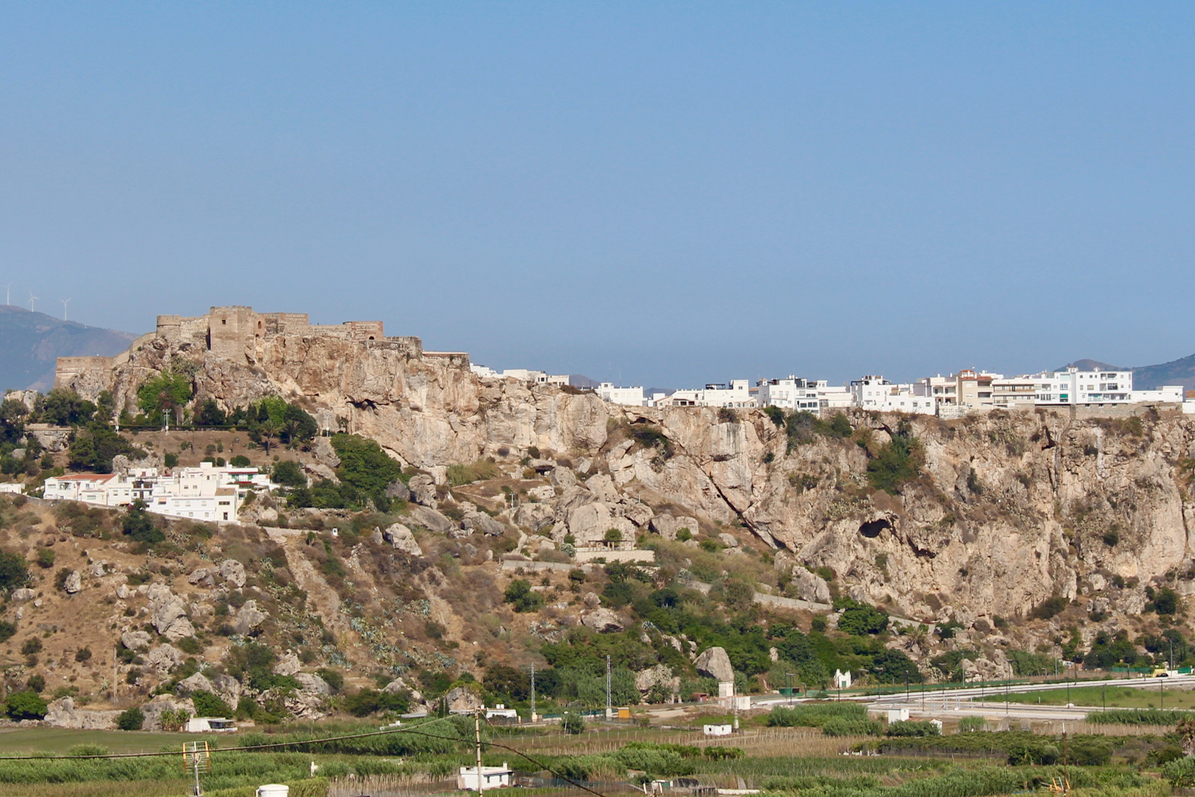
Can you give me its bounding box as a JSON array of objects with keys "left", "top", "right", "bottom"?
[{"left": 752, "top": 674, "right": 1195, "bottom": 723}]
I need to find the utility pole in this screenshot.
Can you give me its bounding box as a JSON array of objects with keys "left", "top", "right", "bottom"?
[
  {"left": 605, "top": 655, "right": 612, "bottom": 719},
  {"left": 475, "top": 708, "right": 485, "bottom": 797},
  {"left": 530, "top": 663, "right": 537, "bottom": 722}
]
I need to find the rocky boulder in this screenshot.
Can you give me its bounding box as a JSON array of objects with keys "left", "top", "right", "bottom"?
[
  {"left": 273, "top": 650, "right": 302, "bottom": 677},
  {"left": 121, "top": 630, "right": 153, "bottom": 650},
  {"left": 407, "top": 474, "right": 437, "bottom": 506},
  {"left": 582, "top": 608, "right": 624, "bottom": 633},
  {"left": 791, "top": 568, "right": 832, "bottom": 604},
  {"left": 446, "top": 685, "right": 483, "bottom": 713},
  {"left": 145, "top": 644, "right": 185, "bottom": 674},
  {"left": 635, "top": 664, "right": 680, "bottom": 698},
  {"left": 175, "top": 672, "right": 216, "bottom": 697},
  {"left": 11, "top": 588, "right": 36, "bottom": 602},
  {"left": 408, "top": 504, "right": 455, "bottom": 534},
  {"left": 694, "top": 646, "right": 734, "bottom": 683},
  {"left": 63, "top": 570, "right": 82, "bottom": 594},
  {"left": 650, "top": 514, "right": 699, "bottom": 541},
  {"left": 295, "top": 672, "right": 331, "bottom": 695},
  {"left": 382, "top": 523, "right": 423, "bottom": 556},
  {"left": 44, "top": 697, "right": 121, "bottom": 730},
  {"left": 219, "top": 559, "right": 247, "bottom": 588},
  {"left": 234, "top": 600, "right": 268, "bottom": 635}
]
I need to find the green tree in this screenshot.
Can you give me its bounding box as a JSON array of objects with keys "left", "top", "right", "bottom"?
[
  {"left": 0, "top": 549, "right": 30, "bottom": 592},
  {"left": 191, "top": 690, "right": 233, "bottom": 717},
  {"left": 122, "top": 500, "right": 164, "bottom": 545},
  {"left": 194, "top": 398, "right": 227, "bottom": 427},
  {"left": 36, "top": 389, "right": 96, "bottom": 426},
  {"left": 280, "top": 404, "right": 318, "bottom": 446},
  {"left": 273, "top": 460, "right": 307, "bottom": 487},
  {"left": 331, "top": 434, "right": 402, "bottom": 498},
  {"left": 136, "top": 370, "right": 193, "bottom": 421},
  {"left": 4, "top": 690, "right": 47, "bottom": 720},
  {"left": 116, "top": 706, "right": 145, "bottom": 730},
  {"left": 68, "top": 422, "right": 140, "bottom": 473},
  {"left": 504, "top": 579, "right": 545, "bottom": 613},
  {"left": 562, "top": 712, "right": 586, "bottom": 735},
  {"left": 0, "top": 398, "right": 28, "bottom": 444},
  {"left": 866, "top": 426, "right": 923, "bottom": 494}
]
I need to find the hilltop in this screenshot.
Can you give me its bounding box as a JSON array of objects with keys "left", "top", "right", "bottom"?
[{"left": 0, "top": 306, "right": 137, "bottom": 392}]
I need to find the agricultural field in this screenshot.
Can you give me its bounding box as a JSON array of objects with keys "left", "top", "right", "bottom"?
[
  {"left": 996, "top": 683, "right": 1195, "bottom": 710},
  {"left": 0, "top": 708, "right": 1187, "bottom": 797}
]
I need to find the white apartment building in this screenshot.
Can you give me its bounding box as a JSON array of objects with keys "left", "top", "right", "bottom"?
[
  {"left": 469, "top": 364, "right": 550, "bottom": 384},
  {"left": 662, "top": 380, "right": 755, "bottom": 408},
  {"left": 597, "top": 383, "right": 647, "bottom": 407},
  {"left": 851, "top": 376, "right": 937, "bottom": 415},
  {"left": 1132, "top": 385, "right": 1186, "bottom": 403},
  {"left": 43, "top": 462, "right": 277, "bottom": 524},
  {"left": 1025, "top": 367, "right": 1133, "bottom": 406},
  {"left": 755, "top": 377, "right": 823, "bottom": 412}
]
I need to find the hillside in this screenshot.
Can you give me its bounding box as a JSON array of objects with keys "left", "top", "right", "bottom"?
[
  {"left": 0, "top": 306, "right": 137, "bottom": 392},
  {"left": 1060, "top": 353, "right": 1195, "bottom": 391}
]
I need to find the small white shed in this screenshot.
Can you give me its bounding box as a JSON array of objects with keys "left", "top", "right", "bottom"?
[
  {"left": 704, "top": 724, "right": 733, "bottom": 737},
  {"left": 186, "top": 717, "right": 236, "bottom": 733}
]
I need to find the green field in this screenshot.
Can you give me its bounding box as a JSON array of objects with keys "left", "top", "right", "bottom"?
[
  {"left": 0, "top": 727, "right": 231, "bottom": 755},
  {"left": 996, "top": 683, "right": 1195, "bottom": 709}
]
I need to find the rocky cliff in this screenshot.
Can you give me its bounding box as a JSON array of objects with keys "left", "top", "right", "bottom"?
[{"left": 57, "top": 318, "right": 1195, "bottom": 625}]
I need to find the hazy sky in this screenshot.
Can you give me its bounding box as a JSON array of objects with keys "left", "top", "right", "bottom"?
[{"left": 2, "top": 3, "right": 1193, "bottom": 387}]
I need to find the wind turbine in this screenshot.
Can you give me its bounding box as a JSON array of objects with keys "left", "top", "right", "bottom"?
[
  {"left": 28, "top": 291, "right": 38, "bottom": 313},
  {"left": 61, "top": 298, "right": 71, "bottom": 321},
  {"left": 3, "top": 284, "right": 9, "bottom": 305}
]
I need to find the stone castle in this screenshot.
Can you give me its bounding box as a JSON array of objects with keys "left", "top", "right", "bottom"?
[{"left": 56, "top": 306, "right": 466, "bottom": 387}]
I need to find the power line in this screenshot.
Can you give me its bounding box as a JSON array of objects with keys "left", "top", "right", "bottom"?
[{"left": 0, "top": 718, "right": 611, "bottom": 797}]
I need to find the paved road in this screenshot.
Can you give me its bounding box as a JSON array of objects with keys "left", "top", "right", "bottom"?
[{"left": 753, "top": 674, "right": 1195, "bottom": 722}]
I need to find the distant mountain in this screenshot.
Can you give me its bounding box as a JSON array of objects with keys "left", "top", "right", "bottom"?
[
  {"left": 0, "top": 305, "right": 138, "bottom": 392},
  {"left": 1131, "top": 353, "right": 1195, "bottom": 392},
  {"left": 1059, "top": 354, "right": 1195, "bottom": 392},
  {"left": 1058, "top": 358, "right": 1125, "bottom": 372},
  {"left": 568, "top": 374, "right": 600, "bottom": 389}
]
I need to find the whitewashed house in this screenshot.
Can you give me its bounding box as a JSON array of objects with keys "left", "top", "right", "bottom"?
[
  {"left": 457, "top": 764, "right": 513, "bottom": 790},
  {"left": 851, "top": 377, "right": 936, "bottom": 415},
  {"left": 597, "top": 383, "right": 647, "bottom": 407}
]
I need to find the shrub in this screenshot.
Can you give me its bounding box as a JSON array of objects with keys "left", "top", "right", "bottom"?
[
  {"left": 822, "top": 717, "right": 881, "bottom": 736},
  {"left": 0, "top": 620, "right": 16, "bottom": 643},
  {"left": 562, "top": 712, "right": 586, "bottom": 735},
  {"left": 958, "top": 716, "right": 987, "bottom": 733},
  {"left": 768, "top": 703, "right": 867, "bottom": 728},
  {"left": 74, "top": 646, "right": 92, "bottom": 662},
  {"left": 887, "top": 720, "right": 941, "bottom": 737},
  {"left": 5, "top": 690, "right": 48, "bottom": 720},
  {"left": 273, "top": 460, "right": 306, "bottom": 487},
  {"left": 0, "top": 549, "right": 30, "bottom": 592},
  {"left": 192, "top": 690, "right": 233, "bottom": 718},
  {"left": 446, "top": 459, "right": 501, "bottom": 486},
  {"left": 1030, "top": 595, "right": 1069, "bottom": 620},
  {"left": 20, "top": 637, "right": 42, "bottom": 655},
  {"left": 35, "top": 548, "right": 55, "bottom": 569},
  {"left": 122, "top": 501, "right": 164, "bottom": 545},
  {"left": 866, "top": 427, "right": 923, "bottom": 494},
  {"left": 115, "top": 705, "right": 145, "bottom": 730},
  {"left": 230, "top": 455, "right": 250, "bottom": 467},
  {"left": 836, "top": 598, "right": 889, "bottom": 636},
  {"left": 503, "top": 579, "right": 544, "bottom": 613}
]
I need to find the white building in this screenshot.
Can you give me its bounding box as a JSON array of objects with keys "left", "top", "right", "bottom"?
[
  {"left": 1023, "top": 367, "right": 1133, "bottom": 406},
  {"left": 850, "top": 376, "right": 937, "bottom": 415},
  {"left": 658, "top": 380, "right": 754, "bottom": 409},
  {"left": 469, "top": 365, "right": 550, "bottom": 385},
  {"left": 186, "top": 717, "right": 236, "bottom": 732},
  {"left": 597, "top": 383, "right": 647, "bottom": 407},
  {"left": 457, "top": 764, "right": 513, "bottom": 791},
  {"left": 485, "top": 704, "right": 519, "bottom": 719},
  {"left": 833, "top": 669, "right": 852, "bottom": 689},
  {"left": 703, "top": 724, "right": 733, "bottom": 737},
  {"left": 43, "top": 462, "right": 278, "bottom": 523},
  {"left": 756, "top": 377, "right": 822, "bottom": 412},
  {"left": 1132, "top": 385, "right": 1185, "bottom": 404}
]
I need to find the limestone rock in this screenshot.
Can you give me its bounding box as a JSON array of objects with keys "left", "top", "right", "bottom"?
[
  {"left": 63, "top": 570, "right": 82, "bottom": 594},
  {"left": 122, "top": 630, "right": 152, "bottom": 650},
  {"left": 115, "top": 584, "right": 132, "bottom": 599},
  {"left": 44, "top": 697, "right": 121, "bottom": 730},
  {"left": 234, "top": 600, "right": 267, "bottom": 635},
  {"left": 718, "top": 533, "right": 740, "bottom": 548},
  {"left": 385, "top": 479, "right": 411, "bottom": 502},
  {"left": 463, "top": 511, "right": 506, "bottom": 537},
  {"left": 514, "top": 503, "right": 555, "bottom": 533},
  {"left": 175, "top": 672, "right": 216, "bottom": 697},
  {"left": 650, "top": 515, "right": 699, "bottom": 541},
  {"left": 527, "top": 485, "right": 556, "bottom": 502},
  {"left": 282, "top": 689, "right": 330, "bottom": 720},
  {"left": 274, "top": 650, "right": 302, "bottom": 676},
  {"left": 407, "top": 474, "right": 437, "bottom": 507},
  {"left": 582, "top": 608, "right": 624, "bottom": 633},
  {"left": 617, "top": 499, "right": 654, "bottom": 528},
  {"left": 164, "top": 617, "right": 195, "bottom": 641},
  {"left": 582, "top": 591, "right": 601, "bottom": 609},
  {"left": 219, "top": 559, "right": 247, "bottom": 588},
  {"left": 791, "top": 568, "right": 832, "bottom": 604},
  {"left": 694, "top": 646, "right": 734, "bottom": 683},
  {"left": 635, "top": 664, "right": 680, "bottom": 697},
  {"left": 142, "top": 694, "right": 196, "bottom": 731},
  {"left": 144, "top": 644, "right": 185, "bottom": 674},
  {"left": 295, "top": 672, "right": 331, "bottom": 695},
  {"left": 88, "top": 560, "right": 107, "bottom": 577},
  {"left": 207, "top": 673, "right": 242, "bottom": 707},
  {"left": 383, "top": 523, "right": 423, "bottom": 556},
  {"left": 151, "top": 595, "right": 188, "bottom": 635},
  {"left": 446, "top": 685, "right": 484, "bottom": 713},
  {"left": 407, "top": 504, "right": 455, "bottom": 534},
  {"left": 550, "top": 467, "right": 577, "bottom": 489},
  {"left": 11, "top": 588, "right": 36, "bottom": 602},
  {"left": 312, "top": 436, "right": 341, "bottom": 468},
  {"left": 188, "top": 568, "right": 215, "bottom": 587}
]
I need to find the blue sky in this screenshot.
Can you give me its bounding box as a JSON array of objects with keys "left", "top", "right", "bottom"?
[{"left": 2, "top": 3, "right": 1193, "bottom": 387}]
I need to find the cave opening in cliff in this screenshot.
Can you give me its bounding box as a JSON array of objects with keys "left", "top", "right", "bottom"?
[{"left": 859, "top": 518, "right": 892, "bottom": 538}]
